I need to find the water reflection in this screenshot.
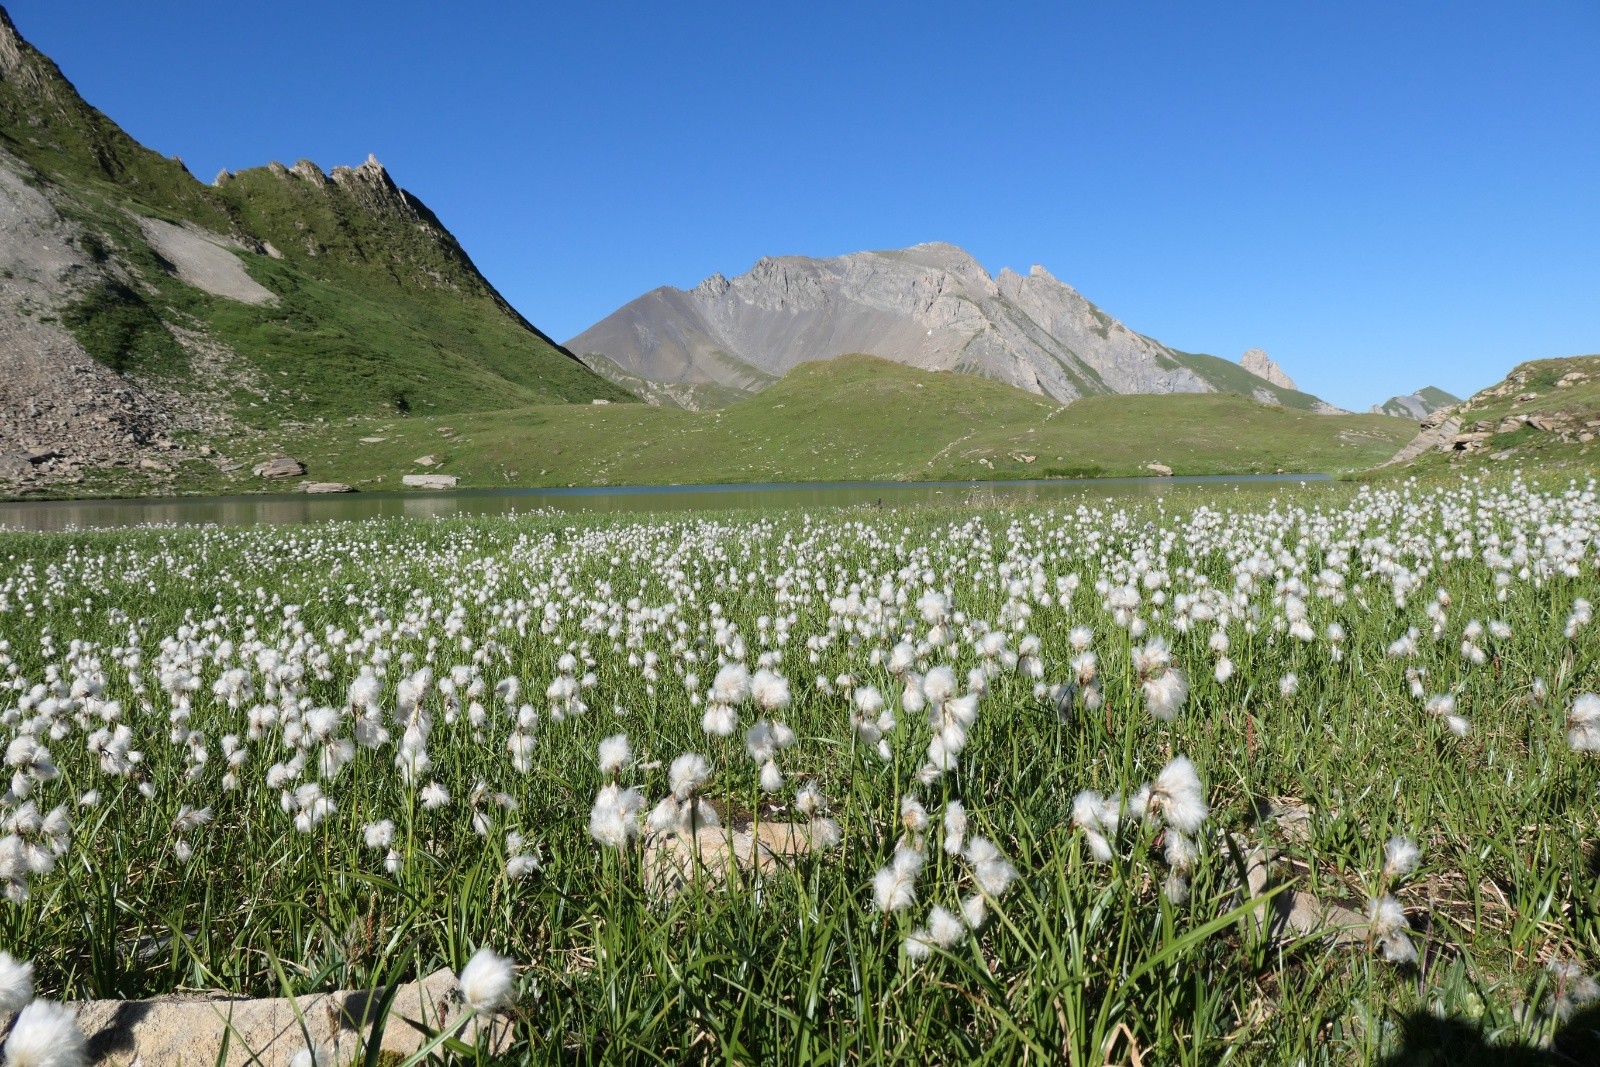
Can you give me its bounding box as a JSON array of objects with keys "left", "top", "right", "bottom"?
[{"left": 0, "top": 474, "right": 1330, "bottom": 532}]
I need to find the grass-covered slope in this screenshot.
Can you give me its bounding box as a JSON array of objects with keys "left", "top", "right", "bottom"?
[
  {"left": 0, "top": 5, "right": 627, "bottom": 421},
  {"left": 1389, "top": 355, "right": 1600, "bottom": 474},
  {"left": 168, "top": 355, "right": 1416, "bottom": 494},
  {"left": 1169, "top": 350, "right": 1335, "bottom": 411}
]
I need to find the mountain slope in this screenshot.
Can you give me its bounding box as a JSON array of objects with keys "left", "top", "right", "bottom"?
[
  {"left": 568, "top": 242, "right": 1341, "bottom": 411},
  {"left": 1373, "top": 386, "right": 1459, "bottom": 419},
  {"left": 0, "top": 5, "right": 626, "bottom": 491}
]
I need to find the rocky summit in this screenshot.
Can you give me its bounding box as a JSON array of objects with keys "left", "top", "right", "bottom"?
[
  {"left": 569, "top": 242, "right": 1339, "bottom": 410},
  {"left": 1239, "top": 348, "right": 1298, "bottom": 392}
]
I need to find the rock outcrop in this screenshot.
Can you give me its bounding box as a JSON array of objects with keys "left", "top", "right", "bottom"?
[
  {"left": 1381, "top": 355, "right": 1600, "bottom": 464},
  {"left": 569, "top": 244, "right": 1325, "bottom": 408},
  {"left": 1239, "top": 349, "right": 1298, "bottom": 391}
]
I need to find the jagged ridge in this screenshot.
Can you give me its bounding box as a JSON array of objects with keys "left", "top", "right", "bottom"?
[{"left": 568, "top": 242, "right": 1337, "bottom": 410}]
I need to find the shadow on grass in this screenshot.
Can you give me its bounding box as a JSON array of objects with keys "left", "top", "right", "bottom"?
[{"left": 1379, "top": 1004, "right": 1599, "bottom": 1066}]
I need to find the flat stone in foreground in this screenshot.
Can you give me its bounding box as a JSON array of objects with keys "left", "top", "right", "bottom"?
[{"left": 65, "top": 967, "right": 512, "bottom": 1066}]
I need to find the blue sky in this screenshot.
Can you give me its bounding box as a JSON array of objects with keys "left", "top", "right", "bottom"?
[{"left": 14, "top": 1, "right": 1598, "bottom": 410}]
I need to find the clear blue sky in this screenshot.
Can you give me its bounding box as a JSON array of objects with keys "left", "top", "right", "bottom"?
[{"left": 13, "top": 1, "right": 1598, "bottom": 410}]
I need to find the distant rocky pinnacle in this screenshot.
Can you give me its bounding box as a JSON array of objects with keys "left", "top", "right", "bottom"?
[
  {"left": 569, "top": 242, "right": 1325, "bottom": 408},
  {"left": 1239, "top": 349, "right": 1298, "bottom": 392}
]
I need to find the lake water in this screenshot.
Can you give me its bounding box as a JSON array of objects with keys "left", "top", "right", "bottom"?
[{"left": 0, "top": 474, "right": 1331, "bottom": 532}]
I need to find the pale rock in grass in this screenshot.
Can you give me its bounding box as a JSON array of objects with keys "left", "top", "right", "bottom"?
[
  {"left": 66, "top": 968, "right": 513, "bottom": 1065},
  {"left": 401, "top": 474, "right": 458, "bottom": 489},
  {"left": 251, "top": 456, "right": 306, "bottom": 478}
]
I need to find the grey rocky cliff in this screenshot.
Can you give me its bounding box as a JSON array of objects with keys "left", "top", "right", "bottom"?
[
  {"left": 1239, "top": 348, "right": 1298, "bottom": 391},
  {"left": 569, "top": 243, "right": 1232, "bottom": 404}
]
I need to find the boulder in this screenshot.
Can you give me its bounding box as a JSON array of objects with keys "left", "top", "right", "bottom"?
[
  {"left": 1146, "top": 463, "right": 1173, "bottom": 477},
  {"left": 643, "top": 821, "right": 825, "bottom": 899},
  {"left": 412, "top": 455, "right": 439, "bottom": 467},
  {"left": 303, "top": 482, "right": 355, "bottom": 494},
  {"left": 359, "top": 437, "right": 386, "bottom": 444},
  {"left": 67, "top": 967, "right": 513, "bottom": 1066},
  {"left": 401, "top": 474, "right": 458, "bottom": 489},
  {"left": 0, "top": 453, "right": 33, "bottom": 482},
  {"left": 251, "top": 456, "right": 306, "bottom": 478}
]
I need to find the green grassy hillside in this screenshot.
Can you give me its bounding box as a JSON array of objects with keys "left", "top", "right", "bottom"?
[
  {"left": 0, "top": 6, "right": 628, "bottom": 419},
  {"left": 123, "top": 355, "right": 1416, "bottom": 496},
  {"left": 1388, "top": 355, "right": 1600, "bottom": 475}
]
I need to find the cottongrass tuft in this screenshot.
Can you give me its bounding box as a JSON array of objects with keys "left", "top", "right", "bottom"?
[
  {"left": 1142, "top": 668, "right": 1188, "bottom": 721},
  {"left": 1425, "top": 693, "right": 1471, "bottom": 737},
  {"left": 588, "top": 784, "right": 643, "bottom": 849},
  {"left": 942, "top": 800, "right": 967, "bottom": 856},
  {"left": 597, "top": 734, "right": 632, "bottom": 777},
  {"left": 0, "top": 950, "right": 33, "bottom": 1014},
  {"left": 1149, "top": 756, "right": 1208, "bottom": 836},
  {"left": 1366, "top": 894, "right": 1417, "bottom": 964},
  {"left": 872, "top": 844, "right": 923, "bottom": 913},
  {"left": 1567, "top": 693, "right": 1600, "bottom": 752},
  {"left": 3, "top": 999, "right": 88, "bottom": 1067},
  {"left": 1545, "top": 957, "right": 1600, "bottom": 1022},
  {"left": 458, "top": 946, "right": 517, "bottom": 1015},
  {"left": 669, "top": 753, "right": 711, "bottom": 799},
  {"left": 1382, "top": 836, "right": 1422, "bottom": 882}
]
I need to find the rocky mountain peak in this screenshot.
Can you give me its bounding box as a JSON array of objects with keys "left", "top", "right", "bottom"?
[
  {"left": 0, "top": 5, "right": 61, "bottom": 97},
  {"left": 1240, "top": 348, "right": 1298, "bottom": 392},
  {"left": 290, "top": 159, "right": 328, "bottom": 184},
  {"left": 692, "top": 272, "right": 731, "bottom": 299}
]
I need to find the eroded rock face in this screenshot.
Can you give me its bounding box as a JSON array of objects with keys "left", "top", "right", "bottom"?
[
  {"left": 1239, "top": 349, "right": 1298, "bottom": 392},
  {"left": 136, "top": 217, "right": 276, "bottom": 306},
  {"left": 567, "top": 243, "right": 1221, "bottom": 404}
]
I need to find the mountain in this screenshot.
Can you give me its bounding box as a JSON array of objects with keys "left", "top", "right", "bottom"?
[
  {"left": 568, "top": 242, "right": 1343, "bottom": 412},
  {"left": 1383, "top": 356, "right": 1599, "bottom": 466},
  {"left": 0, "top": 5, "right": 626, "bottom": 492},
  {"left": 1372, "top": 387, "right": 1459, "bottom": 420}
]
